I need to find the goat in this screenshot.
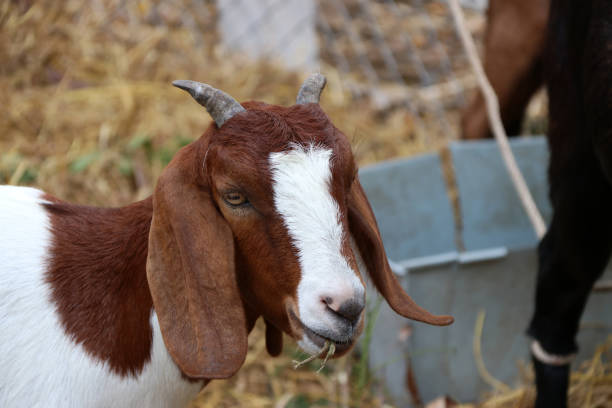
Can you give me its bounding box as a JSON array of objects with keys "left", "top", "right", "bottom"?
[
  {"left": 461, "top": 0, "right": 549, "bottom": 139},
  {"left": 526, "top": 1, "right": 612, "bottom": 406},
  {"left": 0, "top": 74, "right": 453, "bottom": 407}
]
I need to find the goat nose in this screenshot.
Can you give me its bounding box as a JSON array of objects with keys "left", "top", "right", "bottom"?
[{"left": 323, "top": 296, "right": 365, "bottom": 324}]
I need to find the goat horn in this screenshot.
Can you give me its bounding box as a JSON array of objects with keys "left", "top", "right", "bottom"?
[
  {"left": 172, "top": 80, "right": 245, "bottom": 127},
  {"left": 296, "top": 73, "right": 327, "bottom": 104}
]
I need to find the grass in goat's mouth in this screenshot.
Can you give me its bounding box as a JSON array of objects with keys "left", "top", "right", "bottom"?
[{"left": 293, "top": 340, "right": 336, "bottom": 372}]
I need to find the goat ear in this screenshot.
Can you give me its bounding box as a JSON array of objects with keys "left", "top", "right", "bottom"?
[
  {"left": 348, "top": 177, "right": 454, "bottom": 326},
  {"left": 146, "top": 145, "right": 247, "bottom": 379}
]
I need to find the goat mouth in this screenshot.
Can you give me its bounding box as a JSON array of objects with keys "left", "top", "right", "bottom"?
[{"left": 287, "top": 309, "right": 354, "bottom": 354}]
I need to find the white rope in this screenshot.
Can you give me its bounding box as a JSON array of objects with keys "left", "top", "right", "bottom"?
[{"left": 447, "top": 0, "right": 547, "bottom": 239}]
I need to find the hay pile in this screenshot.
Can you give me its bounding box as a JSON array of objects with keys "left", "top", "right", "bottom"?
[
  {"left": 191, "top": 318, "right": 388, "bottom": 408},
  {"left": 0, "top": 0, "right": 461, "bottom": 208},
  {"left": 457, "top": 336, "right": 612, "bottom": 408}
]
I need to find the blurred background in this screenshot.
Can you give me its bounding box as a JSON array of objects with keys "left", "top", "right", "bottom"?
[
  {"left": 1, "top": 0, "right": 550, "bottom": 206},
  {"left": 0, "top": 0, "right": 589, "bottom": 407}
]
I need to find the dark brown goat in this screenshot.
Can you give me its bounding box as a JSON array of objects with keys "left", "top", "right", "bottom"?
[
  {"left": 527, "top": 1, "right": 612, "bottom": 407},
  {"left": 461, "top": 0, "right": 549, "bottom": 139}
]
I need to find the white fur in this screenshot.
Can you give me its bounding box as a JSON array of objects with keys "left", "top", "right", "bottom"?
[
  {"left": 530, "top": 340, "right": 576, "bottom": 366},
  {"left": 269, "top": 145, "right": 365, "bottom": 355},
  {"left": 0, "top": 186, "right": 201, "bottom": 408}
]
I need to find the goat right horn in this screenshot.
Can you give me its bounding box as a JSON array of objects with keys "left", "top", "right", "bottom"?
[
  {"left": 296, "top": 73, "right": 327, "bottom": 105},
  {"left": 173, "top": 80, "right": 245, "bottom": 127}
]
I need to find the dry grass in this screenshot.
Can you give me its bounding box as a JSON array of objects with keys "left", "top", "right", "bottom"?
[
  {"left": 191, "top": 313, "right": 388, "bottom": 408},
  {"left": 0, "top": 0, "right": 453, "bottom": 206},
  {"left": 457, "top": 336, "right": 612, "bottom": 408}
]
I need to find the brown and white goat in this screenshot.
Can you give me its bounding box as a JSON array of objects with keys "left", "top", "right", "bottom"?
[{"left": 0, "top": 74, "right": 452, "bottom": 407}]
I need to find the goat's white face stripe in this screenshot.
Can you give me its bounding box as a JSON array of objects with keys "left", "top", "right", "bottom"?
[{"left": 269, "top": 145, "right": 364, "bottom": 353}]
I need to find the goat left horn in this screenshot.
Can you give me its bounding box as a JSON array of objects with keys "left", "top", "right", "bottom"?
[
  {"left": 296, "top": 73, "right": 327, "bottom": 104},
  {"left": 172, "top": 80, "right": 245, "bottom": 127}
]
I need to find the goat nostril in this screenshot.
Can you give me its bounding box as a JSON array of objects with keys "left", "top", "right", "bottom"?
[
  {"left": 322, "top": 296, "right": 333, "bottom": 306},
  {"left": 333, "top": 299, "right": 365, "bottom": 324}
]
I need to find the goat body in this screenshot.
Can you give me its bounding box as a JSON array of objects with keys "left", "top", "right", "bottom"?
[
  {"left": 527, "top": 1, "right": 612, "bottom": 406},
  {"left": 461, "top": 0, "right": 549, "bottom": 139},
  {"left": 0, "top": 186, "right": 201, "bottom": 407}
]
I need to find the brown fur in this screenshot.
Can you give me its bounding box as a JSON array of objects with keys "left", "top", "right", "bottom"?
[
  {"left": 347, "top": 179, "right": 453, "bottom": 326},
  {"left": 44, "top": 197, "right": 154, "bottom": 377},
  {"left": 461, "top": 0, "right": 550, "bottom": 140}
]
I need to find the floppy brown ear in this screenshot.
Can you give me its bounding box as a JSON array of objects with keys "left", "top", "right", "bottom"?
[
  {"left": 146, "top": 144, "right": 248, "bottom": 379},
  {"left": 348, "top": 177, "right": 454, "bottom": 326}
]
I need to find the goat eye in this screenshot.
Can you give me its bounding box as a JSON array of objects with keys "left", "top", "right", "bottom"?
[{"left": 223, "top": 192, "right": 248, "bottom": 207}]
